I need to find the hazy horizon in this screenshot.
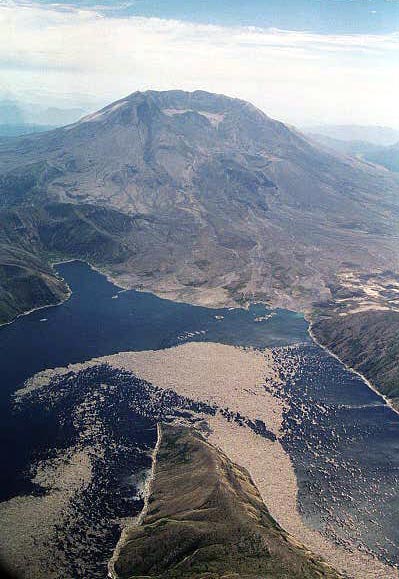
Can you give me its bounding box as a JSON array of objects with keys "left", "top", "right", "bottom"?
[
  {"left": 0, "top": 0, "right": 399, "bottom": 128},
  {"left": 2, "top": 91, "right": 399, "bottom": 136}
]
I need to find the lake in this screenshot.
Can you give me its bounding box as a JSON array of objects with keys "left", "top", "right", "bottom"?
[{"left": 0, "top": 260, "right": 398, "bottom": 574}]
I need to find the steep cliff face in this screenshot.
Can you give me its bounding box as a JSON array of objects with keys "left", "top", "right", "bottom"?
[
  {"left": 1, "top": 90, "right": 399, "bottom": 319},
  {"left": 110, "top": 424, "right": 341, "bottom": 579}
]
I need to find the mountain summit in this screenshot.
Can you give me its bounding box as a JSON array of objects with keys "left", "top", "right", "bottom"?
[{"left": 1, "top": 89, "right": 399, "bottom": 317}]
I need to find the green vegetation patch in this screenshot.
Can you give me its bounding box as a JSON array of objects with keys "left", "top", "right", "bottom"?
[{"left": 112, "top": 425, "right": 341, "bottom": 579}]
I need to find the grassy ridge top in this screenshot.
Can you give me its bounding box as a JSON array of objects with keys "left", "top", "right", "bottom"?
[{"left": 111, "top": 424, "right": 341, "bottom": 579}]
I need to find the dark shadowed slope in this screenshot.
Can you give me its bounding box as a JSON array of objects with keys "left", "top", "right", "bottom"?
[
  {"left": 110, "top": 424, "right": 341, "bottom": 579},
  {"left": 0, "top": 203, "right": 144, "bottom": 323},
  {"left": 1, "top": 90, "right": 399, "bottom": 321}
]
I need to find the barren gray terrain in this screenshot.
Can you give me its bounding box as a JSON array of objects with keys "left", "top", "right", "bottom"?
[{"left": 1, "top": 90, "right": 399, "bottom": 321}]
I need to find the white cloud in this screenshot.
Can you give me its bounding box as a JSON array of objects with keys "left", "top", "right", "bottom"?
[{"left": 0, "top": 0, "right": 399, "bottom": 127}]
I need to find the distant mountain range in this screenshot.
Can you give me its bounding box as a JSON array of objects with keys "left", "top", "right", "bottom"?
[
  {"left": 307, "top": 132, "right": 399, "bottom": 173},
  {"left": 0, "top": 98, "right": 88, "bottom": 127},
  {"left": 1, "top": 89, "right": 399, "bottom": 325},
  {"left": 304, "top": 124, "right": 399, "bottom": 147},
  {"left": 0, "top": 124, "right": 56, "bottom": 137}
]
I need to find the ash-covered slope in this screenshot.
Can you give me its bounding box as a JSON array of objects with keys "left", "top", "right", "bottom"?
[{"left": 1, "top": 90, "right": 399, "bottom": 316}]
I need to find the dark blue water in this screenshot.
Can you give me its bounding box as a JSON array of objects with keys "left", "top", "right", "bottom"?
[
  {"left": 0, "top": 260, "right": 308, "bottom": 500},
  {"left": 1, "top": 260, "right": 399, "bottom": 571},
  {"left": 271, "top": 344, "right": 399, "bottom": 567},
  {"left": 0, "top": 261, "right": 308, "bottom": 397}
]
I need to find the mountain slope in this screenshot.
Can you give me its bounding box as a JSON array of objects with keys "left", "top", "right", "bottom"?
[
  {"left": 1, "top": 90, "right": 399, "bottom": 318},
  {"left": 110, "top": 424, "right": 341, "bottom": 579},
  {"left": 0, "top": 203, "right": 151, "bottom": 323},
  {"left": 306, "top": 133, "right": 383, "bottom": 158},
  {"left": 365, "top": 142, "right": 399, "bottom": 173},
  {"left": 306, "top": 133, "right": 399, "bottom": 174}
]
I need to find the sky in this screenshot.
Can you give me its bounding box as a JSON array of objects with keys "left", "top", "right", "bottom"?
[{"left": 0, "top": 0, "right": 398, "bottom": 127}]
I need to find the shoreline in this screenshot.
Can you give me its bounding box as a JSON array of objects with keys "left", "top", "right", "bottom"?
[
  {"left": 107, "top": 423, "right": 163, "bottom": 579},
  {"left": 0, "top": 290, "right": 72, "bottom": 329},
  {"left": 52, "top": 258, "right": 130, "bottom": 292},
  {"left": 0, "top": 257, "right": 129, "bottom": 330},
  {"left": 0, "top": 259, "right": 76, "bottom": 329},
  {"left": 0, "top": 255, "right": 260, "bottom": 332},
  {"left": 308, "top": 321, "right": 399, "bottom": 418},
  {"left": 4, "top": 261, "right": 391, "bottom": 426},
  {"left": 0, "top": 256, "right": 302, "bottom": 328}
]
